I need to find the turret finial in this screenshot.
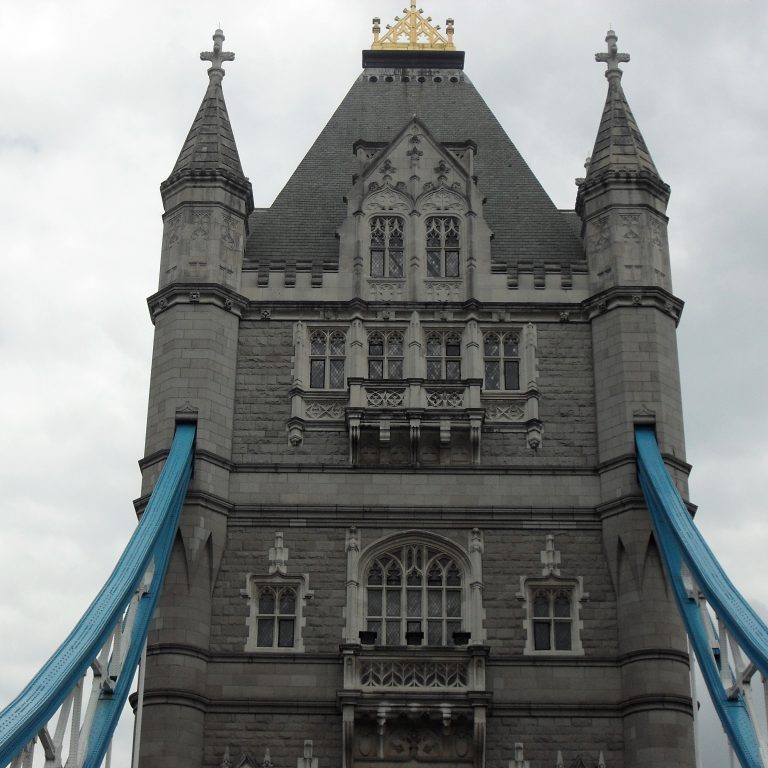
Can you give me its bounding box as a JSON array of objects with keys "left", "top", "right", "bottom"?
[
  {"left": 200, "top": 28, "right": 235, "bottom": 82},
  {"left": 595, "top": 28, "right": 630, "bottom": 80},
  {"left": 371, "top": 2, "right": 456, "bottom": 51}
]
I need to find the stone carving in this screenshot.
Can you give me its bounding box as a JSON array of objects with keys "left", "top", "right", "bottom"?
[
  {"left": 165, "top": 213, "right": 182, "bottom": 246},
  {"left": 368, "top": 280, "right": 404, "bottom": 301},
  {"left": 221, "top": 214, "right": 239, "bottom": 247},
  {"left": 426, "top": 390, "right": 464, "bottom": 408},
  {"left": 425, "top": 281, "right": 462, "bottom": 301},
  {"left": 189, "top": 291, "right": 200, "bottom": 303},
  {"left": 359, "top": 660, "right": 468, "bottom": 689},
  {"left": 366, "top": 389, "right": 405, "bottom": 408},
  {"left": 305, "top": 401, "right": 344, "bottom": 420},
  {"left": 363, "top": 186, "right": 412, "bottom": 213},
  {"left": 589, "top": 216, "right": 610, "bottom": 251},
  {"left": 191, "top": 210, "right": 210, "bottom": 239},
  {"left": 485, "top": 402, "right": 525, "bottom": 422},
  {"left": 420, "top": 186, "right": 467, "bottom": 214}
]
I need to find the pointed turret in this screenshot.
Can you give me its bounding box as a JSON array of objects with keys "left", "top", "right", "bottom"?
[
  {"left": 157, "top": 29, "right": 253, "bottom": 292},
  {"left": 577, "top": 30, "right": 672, "bottom": 294}
]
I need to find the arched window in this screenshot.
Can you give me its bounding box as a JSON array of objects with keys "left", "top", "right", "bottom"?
[
  {"left": 426, "top": 331, "right": 462, "bottom": 381},
  {"left": 370, "top": 216, "right": 405, "bottom": 278},
  {"left": 309, "top": 330, "right": 346, "bottom": 389},
  {"left": 365, "top": 544, "right": 463, "bottom": 646},
  {"left": 483, "top": 332, "right": 520, "bottom": 390},
  {"left": 368, "top": 331, "right": 405, "bottom": 379},
  {"left": 426, "top": 216, "right": 460, "bottom": 277},
  {"left": 531, "top": 587, "right": 573, "bottom": 651}
]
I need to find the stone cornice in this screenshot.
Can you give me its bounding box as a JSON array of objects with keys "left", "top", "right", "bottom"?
[
  {"left": 582, "top": 285, "right": 684, "bottom": 325},
  {"left": 147, "top": 282, "right": 248, "bottom": 323}
]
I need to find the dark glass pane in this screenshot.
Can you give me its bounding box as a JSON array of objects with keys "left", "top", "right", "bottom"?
[
  {"left": 278, "top": 618, "right": 295, "bottom": 647},
  {"left": 367, "top": 588, "right": 382, "bottom": 616},
  {"left": 428, "top": 589, "right": 442, "bottom": 617},
  {"left": 445, "top": 336, "right": 461, "bottom": 356},
  {"left": 504, "top": 335, "right": 519, "bottom": 357},
  {"left": 386, "top": 589, "right": 400, "bottom": 617},
  {"left": 310, "top": 333, "right": 326, "bottom": 355},
  {"left": 279, "top": 588, "right": 296, "bottom": 615},
  {"left": 426, "top": 360, "right": 442, "bottom": 381},
  {"left": 427, "top": 251, "right": 441, "bottom": 276},
  {"left": 368, "top": 336, "right": 384, "bottom": 357},
  {"left": 407, "top": 620, "right": 421, "bottom": 633},
  {"left": 257, "top": 618, "right": 274, "bottom": 647},
  {"left": 533, "top": 593, "right": 549, "bottom": 617},
  {"left": 329, "top": 359, "right": 345, "bottom": 389},
  {"left": 368, "top": 360, "right": 384, "bottom": 380},
  {"left": 554, "top": 621, "right": 572, "bottom": 651},
  {"left": 427, "top": 621, "right": 442, "bottom": 645},
  {"left": 446, "top": 590, "right": 461, "bottom": 617},
  {"left": 370, "top": 218, "right": 385, "bottom": 245},
  {"left": 554, "top": 593, "right": 571, "bottom": 618},
  {"left": 446, "top": 621, "right": 461, "bottom": 644},
  {"left": 406, "top": 568, "right": 421, "bottom": 586},
  {"left": 485, "top": 360, "right": 500, "bottom": 390},
  {"left": 258, "top": 589, "right": 275, "bottom": 614},
  {"left": 407, "top": 589, "right": 422, "bottom": 617},
  {"left": 445, "top": 360, "right": 461, "bottom": 380},
  {"left": 310, "top": 359, "right": 325, "bottom": 389},
  {"left": 445, "top": 251, "right": 459, "bottom": 277},
  {"left": 427, "top": 565, "right": 442, "bottom": 586},
  {"left": 330, "top": 333, "right": 346, "bottom": 355},
  {"left": 446, "top": 563, "right": 461, "bottom": 586},
  {"left": 484, "top": 334, "right": 500, "bottom": 357},
  {"left": 388, "top": 359, "right": 403, "bottom": 379},
  {"left": 371, "top": 251, "right": 384, "bottom": 277},
  {"left": 389, "top": 218, "right": 404, "bottom": 240},
  {"left": 386, "top": 565, "right": 402, "bottom": 585},
  {"left": 533, "top": 621, "right": 551, "bottom": 650},
  {"left": 386, "top": 620, "right": 400, "bottom": 645},
  {"left": 388, "top": 251, "right": 404, "bottom": 277},
  {"left": 367, "top": 563, "right": 383, "bottom": 585},
  {"left": 504, "top": 360, "right": 520, "bottom": 390}
]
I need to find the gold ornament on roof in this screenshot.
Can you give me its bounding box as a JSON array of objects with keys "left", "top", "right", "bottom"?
[{"left": 371, "top": 1, "right": 455, "bottom": 51}]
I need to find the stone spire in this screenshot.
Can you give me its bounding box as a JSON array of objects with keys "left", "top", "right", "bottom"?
[
  {"left": 163, "top": 29, "right": 250, "bottom": 191},
  {"left": 584, "top": 30, "right": 663, "bottom": 183}
]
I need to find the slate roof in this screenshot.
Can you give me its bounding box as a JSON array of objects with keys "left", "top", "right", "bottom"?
[
  {"left": 586, "top": 77, "right": 661, "bottom": 181},
  {"left": 245, "top": 55, "right": 585, "bottom": 274},
  {"left": 165, "top": 77, "right": 247, "bottom": 184}
]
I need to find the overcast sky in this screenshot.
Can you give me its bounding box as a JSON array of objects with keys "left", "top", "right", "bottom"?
[{"left": 1, "top": 1, "right": 766, "bottom": 766}]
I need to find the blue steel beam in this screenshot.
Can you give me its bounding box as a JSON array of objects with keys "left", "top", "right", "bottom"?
[
  {"left": 636, "top": 425, "right": 768, "bottom": 768},
  {"left": 0, "top": 423, "right": 195, "bottom": 767}
]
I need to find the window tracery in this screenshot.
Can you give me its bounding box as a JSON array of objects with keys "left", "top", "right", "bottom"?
[
  {"left": 255, "top": 585, "right": 297, "bottom": 648},
  {"left": 309, "top": 330, "right": 346, "bottom": 389},
  {"left": 370, "top": 216, "right": 405, "bottom": 278},
  {"left": 367, "top": 331, "right": 405, "bottom": 380},
  {"left": 483, "top": 331, "right": 520, "bottom": 390},
  {"left": 426, "top": 331, "right": 462, "bottom": 381},
  {"left": 426, "top": 216, "right": 461, "bottom": 277}
]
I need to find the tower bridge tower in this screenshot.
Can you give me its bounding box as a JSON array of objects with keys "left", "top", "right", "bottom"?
[{"left": 138, "top": 13, "right": 694, "bottom": 768}]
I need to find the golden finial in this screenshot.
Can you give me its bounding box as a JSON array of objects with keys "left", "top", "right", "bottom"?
[{"left": 371, "top": 3, "right": 456, "bottom": 51}]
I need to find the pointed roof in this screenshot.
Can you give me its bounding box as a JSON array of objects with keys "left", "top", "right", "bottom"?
[
  {"left": 163, "top": 30, "right": 249, "bottom": 191},
  {"left": 246, "top": 67, "right": 584, "bottom": 274},
  {"left": 585, "top": 30, "right": 662, "bottom": 181}
]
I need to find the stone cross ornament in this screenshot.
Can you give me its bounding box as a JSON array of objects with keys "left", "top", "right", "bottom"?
[
  {"left": 595, "top": 29, "right": 629, "bottom": 80},
  {"left": 201, "top": 28, "right": 234, "bottom": 80}
]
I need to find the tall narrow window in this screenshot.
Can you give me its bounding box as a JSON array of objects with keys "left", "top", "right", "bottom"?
[
  {"left": 426, "top": 332, "right": 462, "bottom": 381},
  {"left": 309, "top": 330, "right": 346, "bottom": 389},
  {"left": 365, "top": 544, "right": 464, "bottom": 646},
  {"left": 531, "top": 588, "right": 573, "bottom": 651},
  {"left": 426, "top": 216, "right": 461, "bottom": 277},
  {"left": 370, "top": 216, "right": 405, "bottom": 278},
  {"left": 483, "top": 332, "right": 520, "bottom": 390},
  {"left": 368, "top": 331, "right": 405, "bottom": 379},
  {"left": 256, "top": 586, "right": 297, "bottom": 649}
]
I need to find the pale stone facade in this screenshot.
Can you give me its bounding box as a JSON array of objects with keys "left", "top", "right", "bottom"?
[{"left": 137, "top": 23, "right": 694, "bottom": 768}]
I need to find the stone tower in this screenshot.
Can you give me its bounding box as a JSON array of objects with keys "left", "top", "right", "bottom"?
[{"left": 137, "top": 15, "right": 695, "bottom": 768}]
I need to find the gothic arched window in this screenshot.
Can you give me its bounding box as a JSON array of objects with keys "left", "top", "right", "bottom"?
[
  {"left": 309, "top": 330, "right": 346, "bottom": 389},
  {"left": 370, "top": 216, "right": 405, "bottom": 278},
  {"left": 426, "top": 331, "right": 462, "bottom": 381},
  {"left": 368, "top": 330, "right": 405, "bottom": 379},
  {"left": 365, "top": 544, "right": 463, "bottom": 646},
  {"left": 256, "top": 586, "right": 297, "bottom": 648},
  {"left": 426, "top": 216, "right": 460, "bottom": 277},
  {"left": 483, "top": 331, "right": 520, "bottom": 390}
]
